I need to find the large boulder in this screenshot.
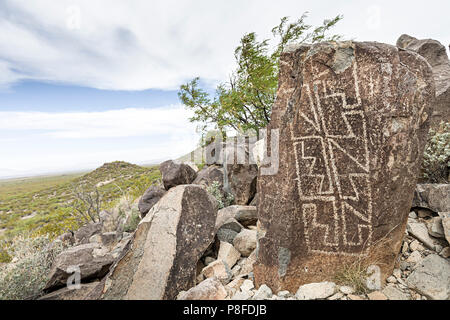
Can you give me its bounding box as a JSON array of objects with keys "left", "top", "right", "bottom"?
[
  {"left": 228, "top": 163, "right": 258, "bottom": 205},
  {"left": 397, "top": 34, "right": 450, "bottom": 129},
  {"left": 159, "top": 160, "right": 197, "bottom": 190},
  {"left": 192, "top": 165, "right": 224, "bottom": 188},
  {"left": 254, "top": 41, "right": 435, "bottom": 293},
  {"left": 412, "top": 184, "right": 450, "bottom": 213},
  {"left": 138, "top": 185, "right": 166, "bottom": 217},
  {"left": 406, "top": 254, "right": 450, "bottom": 300},
  {"left": 44, "top": 243, "right": 115, "bottom": 292},
  {"left": 101, "top": 185, "right": 218, "bottom": 300}
]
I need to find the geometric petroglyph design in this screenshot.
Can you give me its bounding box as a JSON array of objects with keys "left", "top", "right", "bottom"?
[{"left": 291, "top": 58, "right": 373, "bottom": 256}]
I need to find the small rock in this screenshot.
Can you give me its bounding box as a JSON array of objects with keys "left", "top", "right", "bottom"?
[
  {"left": 440, "top": 212, "right": 450, "bottom": 244},
  {"left": 202, "top": 260, "right": 232, "bottom": 284},
  {"left": 339, "top": 286, "right": 355, "bottom": 295},
  {"left": 401, "top": 242, "right": 409, "bottom": 254},
  {"left": 277, "top": 290, "right": 291, "bottom": 298},
  {"left": 417, "top": 209, "right": 434, "bottom": 218},
  {"left": 227, "top": 278, "right": 245, "bottom": 291},
  {"left": 392, "top": 269, "right": 402, "bottom": 279},
  {"left": 382, "top": 284, "right": 410, "bottom": 300},
  {"left": 347, "top": 294, "right": 364, "bottom": 300},
  {"left": 295, "top": 282, "right": 336, "bottom": 300},
  {"left": 409, "top": 240, "right": 424, "bottom": 252},
  {"left": 406, "top": 251, "right": 423, "bottom": 264},
  {"left": 177, "top": 278, "right": 227, "bottom": 300},
  {"left": 328, "top": 292, "right": 344, "bottom": 300},
  {"left": 232, "top": 290, "right": 252, "bottom": 300},
  {"left": 159, "top": 160, "right": 197, "bottom": 190},
  {"left": 231, "top": 265, "right": 242, "bottom": 278},
  {"left": 367, "top": 291, "right": 387, "bottom": 300},
  {"left": 427, "top": 217, "right": 445, "bottom": 238},
  {"left": 252, "top": 284, "right": 272, "bottom": 300},
  {"left": 387, "top": 276, "right": 397, "bottom": 283},
  {"left": 240, "top": 279, "right": 255, "bottom": 292}
]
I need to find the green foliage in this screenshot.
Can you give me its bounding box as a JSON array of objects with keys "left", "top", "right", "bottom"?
[
  {"left": 178, "top": 13, "right": 343, "bottom": 134},
  {"left": 207, "top": 181, "right": 234, "bottom": 209},
  {"left": 0, "top": 235, "right": 65, "bottom": 300},
  {"left": 421, "top": 122, "right": 450, "bottom": 183}
]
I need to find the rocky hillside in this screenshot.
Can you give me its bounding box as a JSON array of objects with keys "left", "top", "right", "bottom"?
[{"left": 0, "top": 161, "right": 160, "bottom": 240}]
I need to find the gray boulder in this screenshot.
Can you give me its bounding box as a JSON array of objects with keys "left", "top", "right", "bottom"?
[
  {"left": 406, "top": 254, "right": 450, "bottom": 300},
  {"left": 73, "top": 223, "right": 102, "bottom": 245},
  {"left": 101, "top": 185, "right": 218, "bottom": 300},
  {"left": 44, "top": 243, "right": 115, "bottom": 292},
  {"left": 160, "top": 160, "right": 197, "bottom": 190},
  {"left": 412, "top": 184, "right": 450, "bottom": 213},
  {"left": 138, "top": 185, "right": 166, "bottom": 217}
]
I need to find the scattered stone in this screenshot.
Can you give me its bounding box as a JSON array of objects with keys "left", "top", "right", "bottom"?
[
  {"left": 74, "top": 222, "right": 102, "bottom": 245},
  {"left": 255, "top": 41, "right": 434, "bottom": 291},
  {"left": 347, "top": 294, "right": 364, "bottom": 301},
  {"left": 407, "top": 220, "right": 436, "bottom": 250},
  {"left": 386, "top": 276, "right": 397, "bottom": 284},
  {"left": 252, "top": 284, "right": 272, "bottom": 300},
  {"left": 339, "top": 286, "right": 355, "bottom": 295},
  {"left": 227, "top": 278, "right": 245, "bottom": 291},
  {"left": 239, "top": 251, "right": 257, "bottom": 276},
  {"left": 295, "top": 282, "right": 336, "bottom": 300},
  {"left": 277, "top": 290, "right": 291, "bottom": 298},
  {"left": 402, "top": 242, "right": 409, "bottom": 254},
  {"left": 177, "top": 278, "right": 227, "bottom": 300},
  {"left": 159, "top": 160, "right": 197, "bottom": 190},
  {"left": 217, "top": 241, "right": 241, "bottom": 268},
  {"left": 427, "top": 217, "right": 445, "bottom": 238},
  {"left": 328, "top": 292, "right": 344, "bottom": 300},
  {"left": 138, "top": 186, "right": 166, "bottom": 217},
  {"left": 406, "top": 251, "right": 423, "bottom": 264},
  {"left": 231, "top": 290, "right": 252, "bottom": 300},
  {"left": 367, "top": 291, "right": 387, "bottom": 300},
  {"left": 382, "top": 285, "right": 410, "bottom": 300},
  {"left": 101, "top": 185, "right": 217, "bottom": 300},
  {"left": 409, "top": 240, "right": 424, "bottom": 252},
  {"left": 202, "top": 260, "right": 232, "bottom": 284},
  {"left": 233, "top": 229, "right": 257, "bottom": 257},
  {"left": 406, "top": 254, "right": 450, "bottom": 300},
  {"left": 240, "top": 279, "right": 255, "bottom": 292}
]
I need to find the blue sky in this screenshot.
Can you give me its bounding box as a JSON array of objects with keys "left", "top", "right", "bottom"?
[{"left": 0, "top": 0, "right": 449, "bottom": 178}]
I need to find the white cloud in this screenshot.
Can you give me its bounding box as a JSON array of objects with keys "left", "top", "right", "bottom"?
[
  {"left": 0, "top": 105, "right": 197, "bottom": 139},
  {"left": 0, "top": 106, "right": 201, "bottom": 177},
  {"left": 1, "top": 0, "right": 447, "bottom": 91}
]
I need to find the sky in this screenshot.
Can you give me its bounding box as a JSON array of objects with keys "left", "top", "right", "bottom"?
[{"left": 0, "top": 0, "right": 449, "bottom": 178}]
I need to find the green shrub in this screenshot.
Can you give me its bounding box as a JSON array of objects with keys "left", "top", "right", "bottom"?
[
  {"left": 123, "top": 208, "right": 141, "bottom": 233},
  {"left": 0, "top": 235, "right": 65, "bottom": 300},
  {"left": 421, "top": 122, "right": 450, "bottom": 183},
  {"left": 207, "top": 181, "right": 234, "bottom": 209}
]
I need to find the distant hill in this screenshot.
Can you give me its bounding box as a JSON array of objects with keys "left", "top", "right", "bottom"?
[{"left": 0, "top": 161, "right": 161, "bottom": 240}]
